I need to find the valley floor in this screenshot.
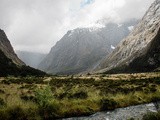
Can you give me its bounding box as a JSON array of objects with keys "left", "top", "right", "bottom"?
[{"left": 0, "top": 72, "right": 160, "bottom": 119}]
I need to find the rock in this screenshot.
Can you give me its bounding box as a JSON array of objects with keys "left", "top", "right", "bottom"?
[
  {"left": 0, "top": 29, "right": 46, "bottom": 76},
  {"left": 62, "top": 102, "right": 160, "bottom": 120},
  {"left": 38, "top": 19, "right": 138, "bottom": 75},
  {"left": 95, "top": 0, "right": 160, "bottom": 73},
  {"left": 0, "top": 29, "right": 25, "bottom": 66}
]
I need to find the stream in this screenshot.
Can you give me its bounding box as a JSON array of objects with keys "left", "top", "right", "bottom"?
[{"left": 61, "top": 101, "right": 160, "bottom": 120}]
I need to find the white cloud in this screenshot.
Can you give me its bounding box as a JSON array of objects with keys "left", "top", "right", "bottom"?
[
  {"left": 0, "top": 0, "right": 155, "bottom": 53},
  {"left": 113, "top": 0, "right": 126, "bottom": 8}
]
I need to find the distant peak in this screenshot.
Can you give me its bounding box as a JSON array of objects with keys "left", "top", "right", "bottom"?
[{"left": 67, "top": 23, "right": 105, "bottom": 37}]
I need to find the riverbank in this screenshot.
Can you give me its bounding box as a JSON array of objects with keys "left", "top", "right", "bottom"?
[{"left": 62, "top": 101, "right": 160, "bottom": 120}]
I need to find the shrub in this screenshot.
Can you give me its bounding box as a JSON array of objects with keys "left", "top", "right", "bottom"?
[
  {"left": 151, "top": 96, "right": 160, "bottom": 102},
  {"left": 20, "top": 95, "right": 35, "bottom": 102},
  {"left": 0, "top": 89, "right": 5, "bottom": 94},
  {"left": 1, "top": 80, "right": 11, "bottom": 85},
  {"left": 142, "top": 112, "right": 160, "bottom": 120},
  {"left": 100, "top": 98, "right": 118, "bottom": 111},
  {"left": 0, "top": 98, "right": 6, "bottom": 107},
  {"left": 35, "top": 86, "right": 60, "bottom": 119},
  {"left": 19, "top": 84, "right": 33, "bottom": 89},
  {"left": 7, "top": 106, "right": 29, "bottom": 120},
  {"left": 34, "top": 86, "right": 53, "bottom": 107},
  {"left": 0, "top": 106, "right": 40, "bottom": 120},
  {"left": 128, "top": 118, "right": 135, "bottom": 120},
  {"left": 69, "top": 91, "right": 88, "bottom": 99},
  {"left": 56, "top": 92, "right": 68, "bottom": 99},
  {"left": 39, "top": 101, "right": 60, "bottom": 119}
]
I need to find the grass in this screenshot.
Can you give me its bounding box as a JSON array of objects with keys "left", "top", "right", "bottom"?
[
  {"left": 142, "top": 111, "right": 160, "bottom": 120},
  {"left": 0, "top": 72, "right": 160, "bottom": 119}
]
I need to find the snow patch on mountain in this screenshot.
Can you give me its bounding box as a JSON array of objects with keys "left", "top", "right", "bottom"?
[
  {"left": 38, "top": 19, "right": 138, "bottom": 75},
  {"left": 96, "top": 0, "right": 160, "bottom": 73},
  {"left": 83, "top": 23, "right": 105, "bottom": 31},
  {"left": 68, "top": 30, "right": 74, "bottom": 37},
  {"left": 117, "top": 24, "right": 123, "bottom": 27},
  {"left": 128, "top": 26, "right": 134, "bottom": 31},
  {"left": 111, "top": 45, "right": 115, "bottom": 50},
  {"left": 68, "top": 23, "right": 105, "bottom": 37}
]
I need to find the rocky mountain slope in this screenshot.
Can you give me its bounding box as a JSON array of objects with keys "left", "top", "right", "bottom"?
[
  {"left": 0, "top": 29, "right": 46, "bottom": 76},
  {"left": 16, "top": 51, "right": 46, "bottom": 68},
  {"left": 95, "top": 0, "right": 160, "bottom": 73},
  {"left": 0, "top": 29, "right": 25, "bottom": 66},
  {"left": 38, "top": 19, "right": 138, "bottom": 75}
]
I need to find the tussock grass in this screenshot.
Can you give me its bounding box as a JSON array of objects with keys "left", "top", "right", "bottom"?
[
  {"left": 142, "top": 111, "right": 160, "bottom": 120},
  {"left": 0, "top": 72, "right": 160, "bottom": 119}
]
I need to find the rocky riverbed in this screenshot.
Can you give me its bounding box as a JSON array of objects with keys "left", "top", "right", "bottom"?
[{"left": 62, "top": 101, "right": 160, "bottom": 120}]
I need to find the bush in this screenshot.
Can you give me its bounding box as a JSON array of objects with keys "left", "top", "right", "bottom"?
[
  {"left": 69, "top": 91, "right": 88, "bottom": 99},
  {"left": 128, "top": 118, "right": 135, "bottom": 120},
  {"left": 1, "top": 80, "right": 11, "bottom": 85},
  {"left": 142, "top": 112, "right": 160, "bottom": 120},
  {"left": 35, "top": 86, "right": 53, "bottom": 107},
  {"left": 20, "top": 95, "right": 35, "bottom": 102},
  {"left": 100, "top": 98, "right": 118, "bottom": 111},
  {"left": 35, "top": 86, "right": 60, "bottom": 119},
  {"left": 39, "top": 101, "right": 59, "bottom": 119},
  {"left": 0, "top": 89, "right": 5, "bottom": 94},
  {"left": 0, "top": 98, "right": 6, "bottom": 107},
  {"left": 0, "top": 106, "right": 40, "bottom": 120}
]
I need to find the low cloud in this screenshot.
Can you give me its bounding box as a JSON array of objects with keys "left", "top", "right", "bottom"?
[{"left": 0, "top": 0, "right": 154, "bottom": 53}]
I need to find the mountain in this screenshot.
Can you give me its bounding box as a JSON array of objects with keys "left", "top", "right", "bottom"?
[
  {"left": 95, "top": 0, "right": 160, "bottom": 74},
  {"left": 0, "top": 29, "right": 25, "bottom": 66},
  {"left": 0, "top": 29, "right": 46, "bottom": 77},
  {"left": 38, "top": 19, "right": 138, "bottom": 75},
  {"left": 16, "top": 51, "right": 46, "bottom": 68}
]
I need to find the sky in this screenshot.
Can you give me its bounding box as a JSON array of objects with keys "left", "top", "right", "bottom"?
[{"left": 0, "top": 0, "right": 155, "bottom": 53}]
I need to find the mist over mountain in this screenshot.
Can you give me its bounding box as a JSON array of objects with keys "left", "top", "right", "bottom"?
[
  {"left": 16, "top": 51, "right": 46, "bottom": 68},
  {"left": 38, "top": 19, "right": 138, "bottom": 75},
  {"left": 0, "top": 1, "right": 160, "bottom": 119},
  {"left": 0, "top": 0, "right": 154, "bottom": 53},
  {"left": 95, "top": 0, "right": 160, "bottom": 73}
]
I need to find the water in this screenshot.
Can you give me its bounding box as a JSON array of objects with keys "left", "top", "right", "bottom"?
[{"left": 61, "top": 101, "right": 160, "bottom": 120}]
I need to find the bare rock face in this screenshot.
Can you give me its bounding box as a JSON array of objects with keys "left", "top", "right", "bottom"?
[
  {"left": 0, "top": 29, "right": 46, "bottom": 77},
  {"left": 0, "top": 29, "right": 25, "bottom": 66},
  {"left": 38, "top": 20, "right": 138, "bottom": 75},
  {"left": 96, "top": 0, "right": 160, "bottom": 73}
]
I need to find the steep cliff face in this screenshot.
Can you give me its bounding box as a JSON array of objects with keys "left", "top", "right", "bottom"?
[
  {"left": 0, "top": 29, "right": 46, "bottom": 77},
  {"left": 96, "top": 0, "right": 160, "bottom": 73},
  {"left": 0, "top": 29, "right": 25, "bottom": 66},
  {"left": 38, "top": 20, "right": 138, "bottom": 75}
]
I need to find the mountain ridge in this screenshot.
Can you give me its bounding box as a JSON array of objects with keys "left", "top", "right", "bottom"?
[
  {"left": 0, "top": 29, "right": 46, "bottom": 77},
  {"left": 38, "top": 19, "right": 138, "bottom": 75},
  {"left": 0, "top": 29, "right": 25, "bottom": 66},
  {"left": 95, "top": 0, "right": 160, "bottom": 74}
]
